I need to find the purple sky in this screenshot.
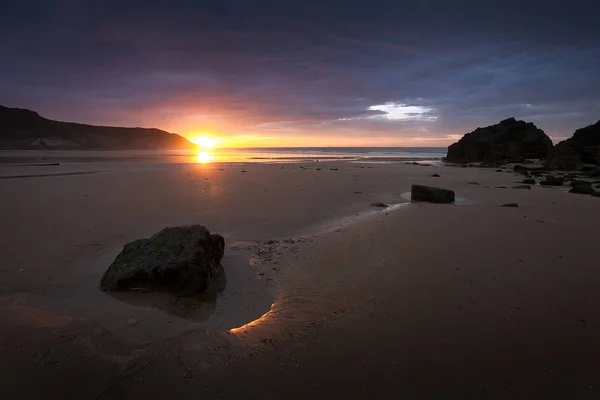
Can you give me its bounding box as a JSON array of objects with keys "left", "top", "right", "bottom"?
[{"left": 1, "top": 0, "right": 599, "bottom": 146}]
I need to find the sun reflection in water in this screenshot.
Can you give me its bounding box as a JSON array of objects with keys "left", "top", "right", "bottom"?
[
  {"left": 229, "top": 303, "right": 276, "bottom": 334},
  {"left": 196, "top": 150, "right": 214, "bottom": 164}
]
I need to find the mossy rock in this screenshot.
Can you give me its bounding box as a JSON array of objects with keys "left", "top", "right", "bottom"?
[{"left": 100, "top": 225, "right": 225, "bottom": 294}]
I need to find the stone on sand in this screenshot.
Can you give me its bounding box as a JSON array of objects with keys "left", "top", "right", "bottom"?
[
  {"left": 411, "top": 185, "right": 455, "bottom": 204},
  {"left": 585, "top": 168, "right": 600, "bottom": 178},
  {"left": 370, "top": 202, "right": 388, "bottom": 208},
  {"left": 100, "top": 225, "right": 225, "bottom": 294},
  {"left": 513, "top": 165, "right": 528, "bottom": 173},
  {"left": 569, "top": 179, "right": 591, "bottom": 187},
  {"left": 512, "top": 185, "right": 531, "bottom": 190},
  {"left": 569, "top": 185, "right": 597, "bottom": 195},
  {"left": 539, "top": 176, "right": 564, "bottom": 186},
  {"left": 501, "top": 203, "right": 519, "bottom": 207}
]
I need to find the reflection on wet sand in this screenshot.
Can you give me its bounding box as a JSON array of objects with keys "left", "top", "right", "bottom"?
[
  {"left": 105, "top": 267, "right": 228, "bottom": 322},
  {"left": 229, "top": 301, "right": 276, "bottom": 334},
  {"left": 1, "top": 295, "right": 72, "bottom": 328},
  {"left": 195, "top": 150, "right": 214, "bottom": 164},
  {"left": 8, "top": 249, "right": 275, "bottom": 344}
]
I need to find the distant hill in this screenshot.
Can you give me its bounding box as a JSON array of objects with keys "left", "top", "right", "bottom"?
[{"left": 0, "top": 105, "right": 197, "bottom": 150}]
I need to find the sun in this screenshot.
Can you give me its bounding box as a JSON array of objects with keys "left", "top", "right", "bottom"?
[{"left": 191, "top": 135, "right": 219, "bottom": 149}]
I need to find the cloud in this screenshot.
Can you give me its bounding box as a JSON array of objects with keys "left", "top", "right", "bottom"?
[
  {"left": 367, "top": 103, "right": 437, "bottom": 121},
  {"left": 0, "top": 1, "right": 599, "bottom": 144}
]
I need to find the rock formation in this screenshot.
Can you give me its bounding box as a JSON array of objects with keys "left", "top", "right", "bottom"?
[
  {"left": 445, "top": 118, "right": 553, "bottom": 164},
  {"left": 546, "top": 120, "right": 600, "bottom": 170},
  {"left": 539, "top": 176, "right": 564, "bottom": 186}
]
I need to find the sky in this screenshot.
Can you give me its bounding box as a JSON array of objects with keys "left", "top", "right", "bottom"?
[{"left": 1, "top": 0, "right": 600, "bottom": 147}]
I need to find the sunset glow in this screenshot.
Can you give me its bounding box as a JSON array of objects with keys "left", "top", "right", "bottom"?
[{"left": 191, "top": 135, "right": 219, "bottom": 149}]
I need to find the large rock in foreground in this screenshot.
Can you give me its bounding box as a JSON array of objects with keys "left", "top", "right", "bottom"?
[
  {"left": 546, "top": 120, "right": 600, "bottom": 170},
  {"left": 445, "top": 118, "right": 553, "bottom": 164},
  {"left": 411, "top": 185, "right": 455, "bottom": 203},
  {"left": 100, "top": 225, "right": 225, "bottom": 294}
]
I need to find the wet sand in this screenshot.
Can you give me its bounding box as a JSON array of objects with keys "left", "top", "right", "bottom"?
[{"left": 1, "top": 156, "right": 599, "bottom": 399}]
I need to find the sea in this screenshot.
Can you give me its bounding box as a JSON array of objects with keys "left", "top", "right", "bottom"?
[
  {"left": 0, "top": 147, "right": 447, "bottom": 166},
  {"left": 192, "top": 147, "right": 446, "bottom": 164}
]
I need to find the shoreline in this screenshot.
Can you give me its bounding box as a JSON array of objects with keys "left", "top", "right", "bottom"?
[{"left": 0, "top": 148, "right": 445, "bottom": 167}]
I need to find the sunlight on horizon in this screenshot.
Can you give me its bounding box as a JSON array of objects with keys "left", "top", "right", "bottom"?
[
  {"left": 182, "top": 132, "right": 456, "bottom": 148},
  {"left": 190, "top": 135, "right": 219, "bottom": 149}
]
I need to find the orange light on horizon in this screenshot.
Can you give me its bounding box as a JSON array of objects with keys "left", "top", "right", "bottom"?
[{"left": 190, "top": 135, "right": 219, "bottom": 149}]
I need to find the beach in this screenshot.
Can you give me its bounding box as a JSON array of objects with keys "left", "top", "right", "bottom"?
[{"left": 1, "top": 151, "right": 599, "bottom": 399}]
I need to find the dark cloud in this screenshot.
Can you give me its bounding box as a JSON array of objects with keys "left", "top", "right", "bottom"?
[{"left": 1, "top": 0, "right": 599, "bottom": 144}]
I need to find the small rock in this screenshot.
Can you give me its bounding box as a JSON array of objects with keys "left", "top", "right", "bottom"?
[
  {"left": 513, "top": 165, "right": 528, "bottom": 173},
  {"left": 512, "top": 185, "right": 531, "bottom": 190},
  {"left": 584, "top": 167, "right": 600, "bottom": 177},
  {"left": 522, "top": 178, "right": 536, "bottom": 184},
  {"left": 513, "top": 165, "right": 540, "bottom": 177},
  {"left": 569, "top": 179, "right": 591, "bottom": 187},
  {"left": 127, "top": 318, "right": 139, "bottom": 327},
  {"left": 330, "top": 168, "right": 339, "bottom": 171},
  {"left": 539, "top": 176, "right": 564, "bottom": 186},
  {"left": 495, "top": 169, "right": 503, "bottom": 172},
  {"left": 411, "top": 185, "right": 455, "bottom": 204},
  {"left": 501, "top": 203, "right": 519, "bottom": 208},
  {"left": 430, "top": 174, "right": 440, "bottom": 177},
  {"left": 354, "top": 191, "right": 363, "bottom": 194},
  {"left": 494, "top": 186, "right": 507, "bottom": 189},
  {"left": 370, "top": 202, "right": 388, "bottom": 208},
  {"left": 468, "top": 182, "right": 480, "bottom": 185},
  {"left": 569, "top": 185, "right": 596, "bottom": 195}
]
